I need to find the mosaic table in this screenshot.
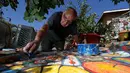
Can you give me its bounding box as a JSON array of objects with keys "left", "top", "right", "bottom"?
[{"left": 0, "top": 51, "right": 130, "bottom": 73}]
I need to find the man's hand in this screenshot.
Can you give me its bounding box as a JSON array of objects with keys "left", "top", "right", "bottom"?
[
  {"left": 64, "top": 42, "right": 78, "bottom": 50},
  {"left": 64, "top": 43, "right": 73, "bottom": 50},
  {"left": 22, "top": 40, "right": 39, "bottom": 53},
  {"left": 16, "top": 24, "right": 48, "bottom": 53}
]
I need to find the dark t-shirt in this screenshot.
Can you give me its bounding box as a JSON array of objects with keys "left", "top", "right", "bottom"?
[{"left": 47, "top": 12, "right": 77, "bottom": 39}]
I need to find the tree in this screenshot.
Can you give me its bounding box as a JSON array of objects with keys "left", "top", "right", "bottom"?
[
  {"left": 99, "top": 0, "right": 130, "bottom": 4},
  {"left": 112, "top": 0, "right": 130, "bottom": 14},
  {"left": 0, "top": 0, "right": 64, "bottom": 22},
  {"left": 67, "top": 0, "right": 97, "bottom": 33},
  {"left": 100, "top": 0, "right": 130, "bottom": 12},
  {"left": 111, "top": 0, "right": 130, "bottom": 5}
]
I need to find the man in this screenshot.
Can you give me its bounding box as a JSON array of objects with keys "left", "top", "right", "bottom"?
[{"left": 21, "top": 7, "right": 78, "bottom": 53}]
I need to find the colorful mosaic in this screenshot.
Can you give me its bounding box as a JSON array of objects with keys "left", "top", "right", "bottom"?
[{"left": 0, "top": 52, "right": 130, "bottom": 73}]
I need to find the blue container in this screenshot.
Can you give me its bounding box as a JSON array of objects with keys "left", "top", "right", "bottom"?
[{"left": 77, "top": 44, "right": 99, "bottom": 55}]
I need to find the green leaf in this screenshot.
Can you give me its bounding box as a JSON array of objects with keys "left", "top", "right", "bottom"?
[
  {"left": 24, "top": 0, "right": 65, "bottom": 22},
  {"left": 24, "top": 11, "right": 30, "bottom": 20},
  {"left": 28, "top": 16, "right": 35, "bottom": 23},
  {"left": 33, "top": 0, "right": 39, "bottom": 4},
  {"left": 30, "top": 8, "right": 38, "bottom": 15},
  {"left": 9, "top": 0, "right": 16, "bottom": 11},
  {"left": 35, "top": 13, "right": 43, "bottom": 21},
  {"left": 0, "top": 4, "right": 3, "bottom": 8},
  {"left": 3, "top": 0, "right": 9, "bottom": 7},
  {"left": 24, "top": 16, "right": 29, "bottom": 20},
  {"left": 24, "top": 11, "right": 29, "bottom": 17}
]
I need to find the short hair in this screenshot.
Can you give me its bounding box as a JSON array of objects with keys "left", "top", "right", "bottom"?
[{"left": 65, "top": 7, "right": 77, "bottom": 17}]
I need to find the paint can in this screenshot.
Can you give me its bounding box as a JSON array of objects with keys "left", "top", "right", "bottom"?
[{"left": 77, "top": 44, "right": 99, "bottom": 55}]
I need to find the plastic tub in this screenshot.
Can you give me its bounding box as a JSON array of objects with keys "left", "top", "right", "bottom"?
[{"left": 77, "top": 44, "right": 99, "bottom": 55}]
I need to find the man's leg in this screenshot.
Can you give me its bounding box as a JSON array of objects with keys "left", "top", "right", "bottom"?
[
  {"left": 41, "top": 39, "right": 53, "bottom": 52},
  {"left": 41, "top": 30, "right": 64, "bottom": 51},
  {"left": 41, "top": 31, "right": 53, "bottom": 52},
  {"left": 54, "top": 40, "right": 65, "bottom": 51}
]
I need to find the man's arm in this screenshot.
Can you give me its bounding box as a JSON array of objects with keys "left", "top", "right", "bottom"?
[
  {"left": 19, "top": 23, "right": 49, "bottom": 53},
  {"left": 20, "top": 12, "right": 56, "bottom": 53},
  {"left": 64, "top": 35, "right": 78, "bottom": 50},
  {"left": 34, "top": 13, "right": 56, "bottom": 42},
  {"left": 34, "top": 23, "right": 48, "bottom": 43}
]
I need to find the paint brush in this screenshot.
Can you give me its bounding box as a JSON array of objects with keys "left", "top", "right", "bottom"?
[{"left": 26, "top": 52, "right": 35, "bottom": 59}]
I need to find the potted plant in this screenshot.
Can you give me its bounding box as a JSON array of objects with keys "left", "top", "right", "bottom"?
[
  {"left": 67, "top": 0, "right": 114, "bottom": 44},
  {"left": 118, "top": 20, "right": 129, "bottom": 41}
]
